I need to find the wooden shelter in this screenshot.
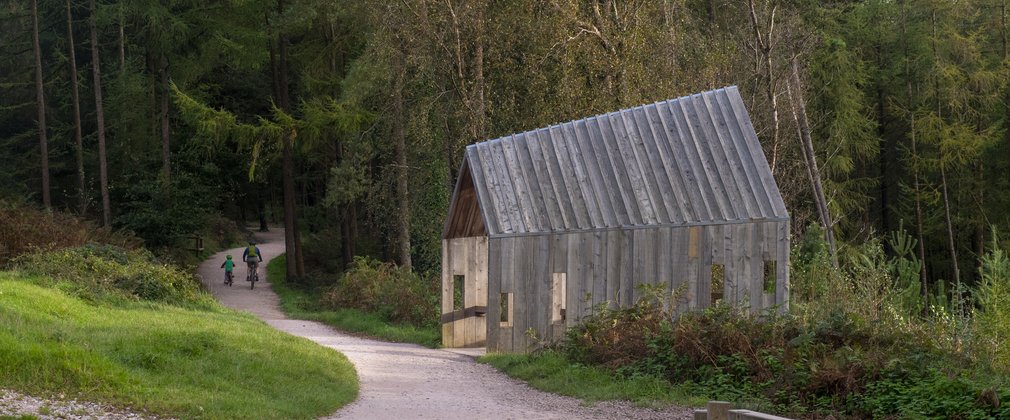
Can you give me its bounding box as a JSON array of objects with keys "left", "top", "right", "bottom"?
[{"left": 441, "top": 86, "right": 790, "bottom": 352}]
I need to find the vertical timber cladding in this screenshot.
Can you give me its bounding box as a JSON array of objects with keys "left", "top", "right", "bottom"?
[
  {"left": 450, "top": 87, "right": 793, "bottom": 352},
  {"left": 440, "top": 236, "right": 489, "bottom": 348}
]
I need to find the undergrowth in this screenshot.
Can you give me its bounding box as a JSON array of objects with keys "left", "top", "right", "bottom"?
[
  {"left": 13, "top": 244, "right": 213, "bottom": 309},
  {"left": 268, "top": 255, "right": 440, "bottom": 347}
]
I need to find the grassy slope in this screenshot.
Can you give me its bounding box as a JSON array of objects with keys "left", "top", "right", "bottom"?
[
  {"left": 480, "top": 352, "right": 707, "bottom": 408},
  {"left": 267, "top": 255, "right": 440, "bottom": 347},
  {"left": 0, "top": 273, "right": 358, "bottom": 419}
]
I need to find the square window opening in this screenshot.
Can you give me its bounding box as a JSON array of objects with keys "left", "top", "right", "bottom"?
[
  {"left": 453, "top": 275, "right": 465, "bottom": 311},
  {"left": 710, "top": 264, "right": 725, "bottom": 305},
  {"left": 500, "top": 292, "right": 513, "bottom": 327},
  {"left": 763, "top": 261, "right": 777, "bottom": 294},
  {"left": 552, "top": 273, "right": 567, "bottom": 323}
]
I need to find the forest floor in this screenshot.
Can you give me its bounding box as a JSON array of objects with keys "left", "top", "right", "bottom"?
[{"left": 197, "top": 229, "right": 694, "bottom": 419}]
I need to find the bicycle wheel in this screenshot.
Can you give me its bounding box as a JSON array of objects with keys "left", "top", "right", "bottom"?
[{"left": 250, "top": 270, "right": 256, "bottom": 290}]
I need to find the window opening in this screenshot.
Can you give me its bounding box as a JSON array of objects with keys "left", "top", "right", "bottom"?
[
  {"left": 552, "top": 273, "right": 567, "bottom": 323},
  {"left": 453, "top": 275, "right": 465, "bottom": 311},
  {"left": 500, "top": 293, "right": 513, "bottom": 327},
  {"left": 763, "top": 261, "right": 777, "bottom": 294},
  {"left": 710, "top": 264, "right": 725, "bottom": 305}
]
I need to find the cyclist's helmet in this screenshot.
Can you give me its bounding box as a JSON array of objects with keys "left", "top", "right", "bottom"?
[{"left": 226, "top": 255, "right": 232, "bottom": 260}]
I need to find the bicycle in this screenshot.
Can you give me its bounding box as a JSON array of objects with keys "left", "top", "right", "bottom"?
[
  {"left": 247, "top": 261, "right": 259, "bottom": 290},
  {"left": 224, "top": 270, "right": 234, "bottom": 287}
]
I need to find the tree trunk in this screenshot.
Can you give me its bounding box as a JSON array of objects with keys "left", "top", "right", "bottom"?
[
  {"left": 940, "top": 164, "right": 961, "bottom": 311},
  {"left": 258, "top": 184, "right": 269, "bottom": 231},
  {"left": 118, "top": 15, "right": 125, "bottom": 71},
  {"left": 67, "top": 0, "right": 86, "bottom": 215},
  {"left": 901, "top": 1, "right": 928, "bottom": 298},
  {"left": 393, "top": 51, "right": 412, "bottom": 270},
  {"left": 31, "top": 0, "right": 50, "bottom": 209},
  {"left": 747, "top": 0, "right": 779, "bottom": 174},
  {"left": 787, "top": 57, "right": 838, "bottom": 267},
  {"left": 282, "top": 134, "right": 298, "bottom": 280},
  {"left": 89, "top": 0, "right": 111, "bottom": 226},
  {"left": 160, "top": 54, "right": 171, "bottom": 183}
]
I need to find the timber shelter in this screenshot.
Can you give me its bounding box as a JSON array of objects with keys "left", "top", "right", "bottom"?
[{"left": 441, "top": 86, "right": 790, "bottom": 352}]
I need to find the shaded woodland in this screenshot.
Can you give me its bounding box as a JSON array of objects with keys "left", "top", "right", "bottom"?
[{"left": 2, "top": 0, "right": 1009, "bottom": 302}]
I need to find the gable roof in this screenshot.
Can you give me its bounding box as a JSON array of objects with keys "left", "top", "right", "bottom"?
[{"left": 444, "top": 86, "right": 789, "bottom": 239}]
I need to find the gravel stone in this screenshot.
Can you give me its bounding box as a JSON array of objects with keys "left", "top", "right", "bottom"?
[{"left": 0, "top": 389, "right": 162, "bottom": 420}]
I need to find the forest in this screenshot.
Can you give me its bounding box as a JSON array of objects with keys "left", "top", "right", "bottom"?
[{"left": 1, "top": 0, "right": 1010, "bottom": 415}]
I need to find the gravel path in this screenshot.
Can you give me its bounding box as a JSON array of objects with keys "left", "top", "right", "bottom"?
[{"left": 197, "top": 229, "right": 693, "bottom": 420}]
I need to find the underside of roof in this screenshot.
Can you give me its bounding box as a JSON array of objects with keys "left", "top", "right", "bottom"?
[{"left": 445, "top": 86, "right": 789, "bottom": 239}]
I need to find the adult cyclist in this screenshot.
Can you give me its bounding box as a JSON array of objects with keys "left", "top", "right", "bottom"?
[{"left": 243, "top": 241, "right": 264, "bottom": 282}]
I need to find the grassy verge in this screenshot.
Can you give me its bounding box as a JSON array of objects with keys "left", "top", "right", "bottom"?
[
  {"left": 0, "top": 272, "right": 358, "bottom": 419},
  {"left": 267, "top": 255, "right": 440, "bottom": 347},
  {"left": 479, "top": 351, "right": 706, "bottom": 408}
]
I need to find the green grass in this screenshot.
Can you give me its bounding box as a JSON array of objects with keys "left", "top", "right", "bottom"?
[
  {"left": 479, "top": 351, "right": 707, "bottom": 408},
  {"left": 0, "top": 272, "right": 358, "bottom": 419},
  {"left": 267, "top": 255, "right": 440, "bottom": 347}
]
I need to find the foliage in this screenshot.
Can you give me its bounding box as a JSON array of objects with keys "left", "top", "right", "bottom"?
[
  {"left": 267, "top": 255, "right": 440, "bottom": 347},
  {"left": 0, "top": 273, "right": 357, "bottom": 419},
  {"left": 321, "top": 256, "right": 438, "bottom": 328},
  {"left": 974, "top": 231, "right": 1010, "bottom": 373},
  {"left": 13, "top": 244, "right": 209, "bottom": 308},
  {"left": 0, "top": 203, "right": 140, "bottom": 265}
]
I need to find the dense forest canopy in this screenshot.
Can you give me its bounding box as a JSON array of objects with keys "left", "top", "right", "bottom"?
[{"left": 2, "top": 0, "right": 1009, "bottom": 298}]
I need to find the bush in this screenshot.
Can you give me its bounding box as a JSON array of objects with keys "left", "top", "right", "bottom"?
[
  {"left": 321, "top": 256, "right": 438, "bottom": 328},
  {"left": 13, "top": 244, "right": 211, "bottom": 307},
  {"left": 0, "top": 203, "right": 140, "bottom": 265}
]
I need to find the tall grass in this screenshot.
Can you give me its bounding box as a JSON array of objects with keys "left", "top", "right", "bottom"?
[{"left": 0, "top": 246, "right": 358, "bottom": 419}]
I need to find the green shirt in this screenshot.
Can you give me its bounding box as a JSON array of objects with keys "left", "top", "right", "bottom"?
[{"left": 224, "top": 260, "right": 235, "bottom": 272}]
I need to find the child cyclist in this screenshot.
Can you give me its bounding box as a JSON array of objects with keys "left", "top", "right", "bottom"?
[{"left": 220, "top": 255, "right": 236, "bottom": 286}]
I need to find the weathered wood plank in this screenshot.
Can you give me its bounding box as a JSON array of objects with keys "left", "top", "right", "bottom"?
[
  {"left": 656, "top": 227, "right": 672, "bottom": 304},
  {"left": 478, "top": 142, "right": 517, "bottom": 234},
  {"left": 549, "top": 124, "right": 590, "bottom": 230},
  {"left": 634, "top": 105, "right": 682, "bottom": 223},
  {"left": 486, "top": 239, "right": 501, "bottom": 351},
  {"left": 533, "top": 235, "right": 550, "bottom": 349},
  {"left": 499, "top": 238, "right": 515, "bottom": 353},
  {"left": 592, "top": 230, "right": 607, "bottom": 313},
  {"left": 527, "top": 129, "right": 566, "bottom": 230},
  {"left": 622, "top": 108, "right": 668, "bottom": 224},
  {"left": 712, "top": 89, "right": 773, "bottom": 218},
  {"left": 538, "top": 128, "right": 577, "bottom": 230},
  {"left": 696, "top": 91, "right": 755, "bottom": 219},
  {"left": 441, "top": 239, "right": 452, "bottom": 347},
  {"left": 566, "top": 233, "right": 584, "bottom": 326},
  {"left": 501, "top": 135, "right": 540, "bottom": 232},
  {"left": 654, "top": 102, "right": 715, "bottom": 222},
  {"left": 513, "top": 133, "right": 552, "bottom": 231},
  {"left": 489, "top": 140, "right": 526, "bottom": 233},
  {"left": 777, "top": 222, "right": 791, "bottom": 312},
  {"left": 475, "top": 237, "right": 488, "bottom": 346},
  {"left": 605, "top": 229, "right": 622, "bottom": 309},
  {"left": 560, "top": 122, "right": 604, "bottom": 228},
  {"left": 609, "top": 112, "right": 656, "bottom": 224},
  {"left": 464, "top": 151, "right": 498, "bottom": 235},
  {"left": 684, "top": 94, "right": 744, "bottom": 220},
  {"left": 620, "top": 229, "right": 635, "bottom": 307},
  {"left": 594, "top": 115, "right": 643, "bottom": 224},
  {"left": 569, "top": 121, "right": 618, "bottom": 226},
  {"left": 464, "top": 237, "right": 476, "bottom": 347},
  {"left": 725, "top": 87, "right": 789, "bottom": 218},
  {"left": 583, "top": 117, "right": 633, "bottom": 225},
  {"left": 669, "top": 98, "right": 730, "bottom": 221}
]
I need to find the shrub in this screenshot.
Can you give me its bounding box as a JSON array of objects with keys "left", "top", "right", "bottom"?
[
  {"left": 13, "top": 244, "right": 210, "bottom": 307},
  {"left": 0, "top": 203, "right": 140, "bottom": 265},
  {"left": 321, "top": 256, "right": 438, "bottom": 328}
]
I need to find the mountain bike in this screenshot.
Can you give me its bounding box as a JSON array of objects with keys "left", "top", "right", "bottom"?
[
  {"left": 224, "top": 271, "right": 234, "bottom": 287},
  {"left": 247, "top": 260, "right": 260, "bottom": 290}
]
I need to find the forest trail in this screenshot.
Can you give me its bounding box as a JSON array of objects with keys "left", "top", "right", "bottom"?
[{"left": 197, "top": 229, "right": 692, "bottom": 420}]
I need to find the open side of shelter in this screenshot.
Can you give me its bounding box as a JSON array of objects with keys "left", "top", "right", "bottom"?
[{"left": 441, "top": 86, "right": 790, "bottom": 352}]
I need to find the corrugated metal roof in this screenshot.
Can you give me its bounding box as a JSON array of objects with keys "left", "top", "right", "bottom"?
[{"left": 454, "top": 86, "right": 789, "bottom": 238}]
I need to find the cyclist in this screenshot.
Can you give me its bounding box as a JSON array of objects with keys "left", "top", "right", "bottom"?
[
  {"left": 243, "top": 241, "right": 264, "bottom": 282},
  {"left": 219, "top": 254, "right": 236, "bottom": 285}
]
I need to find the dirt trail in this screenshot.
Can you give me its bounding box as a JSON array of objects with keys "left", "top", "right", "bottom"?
[{"left": 197, "top": 229, "right": 692, "bottom": 420}]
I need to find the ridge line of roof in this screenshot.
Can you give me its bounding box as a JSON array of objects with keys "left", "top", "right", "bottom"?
[{"left": 466, "top": 86, "right": 737, "bottom": 150}]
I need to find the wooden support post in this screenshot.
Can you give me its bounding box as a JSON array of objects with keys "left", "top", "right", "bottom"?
[{"left": 707, "top": 401, "right": 732, "bottom": 420}]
